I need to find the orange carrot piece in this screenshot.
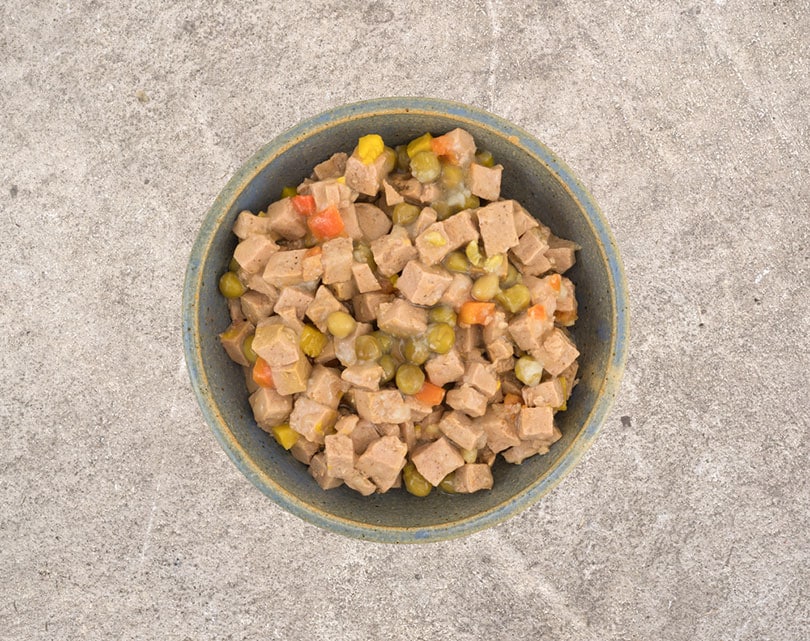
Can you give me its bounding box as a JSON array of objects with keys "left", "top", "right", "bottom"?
[
  {"left": 459, "top": 301, "right": 496, "bottom": 325},
  {"left": 430, "top": 135, "right": 456, "bottom": 163},
  {"left": 291, "top": 194, "right": 316, "bottom": 217},
  {"left": 252, "top": 357, "right": 275, "bottom": 388},
  {"left": 527, "top": 304, "right": 547, "bottom": 321},
  {"left": 413, "top": 381, "right": 445, "bottom": 406},
  {"left": 547, "top": 273, "right": 561, "bottom": 293},
  {"left": 304, "top": 246, "right": 322, "bottom": 257},
  {"left": 307, "top": 206, "right": 345, "bottom": 240}
]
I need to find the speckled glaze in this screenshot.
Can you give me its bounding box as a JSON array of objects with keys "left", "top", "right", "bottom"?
[{"left": 183, "top": 98, "right": 629, "bottom": 543}]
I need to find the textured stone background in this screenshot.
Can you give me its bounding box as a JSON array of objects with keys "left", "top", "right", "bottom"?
[{"left": 1, "top": 1, "right": 808, "bottom": 639}]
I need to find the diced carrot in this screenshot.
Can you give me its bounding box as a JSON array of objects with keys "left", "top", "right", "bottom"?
[
  {"left": 307, "top": 206, "right": 345, "bottom": 240},
  {"left": 252, "top": 357, "right": 275, "bottom": 388},
  {"left": 459, "top": 301, "right": 496, "bottom": 325},
  {"left": 503, "top": 393, "right": 522, "bottom": 405},
  {"left": 547, "top": 273, "right": 561, "bottom": 293},
  {"left": 430, "top": 134, "right": 457, "bottom": 164},
  {"left": 527, "top": 304, "right": 547, "bottom": 321},
  {"left": 291, "top": 194, "right": 316, "bottom": 217},
  {"left": 413, "top": 381, "right": 445, "bottom": 406},
  {"left": 304, "top": 246, "right": 322, "bottom": 257}
]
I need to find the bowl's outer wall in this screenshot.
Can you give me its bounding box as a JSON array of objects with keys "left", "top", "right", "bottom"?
[{"left": 184, "top": 98, "right": 628, "bottom": 542}]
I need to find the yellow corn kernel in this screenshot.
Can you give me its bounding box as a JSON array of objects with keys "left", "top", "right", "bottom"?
[
  {"left": 406, "top": 132, "right": 433, "bottom": 158},
  {"left": 483, "top": 253, "right": 504, "bottom": 273},
  {"left": 465, "top": 240, "right": 483, "bottom": 266},
  {"left": 300, "top": 324, "right": 328, "bottom": 358},
  {"left": 390, "top": 274, "right": 398, "bottom": 288},
  {"left": 271, "top": 424, "right": 299, "bottom": 450},
  {"left": 423, "top": 231, "right": 446, "bottom": 247},
  {"left": 335, "top": 176, "right": 346, "bottom": 184},
  {"left": 357, "top": 134, "right": 385, "bottom": 165},
  {"left": 281, "top": 186, "right": 297, "bottom": 198}
]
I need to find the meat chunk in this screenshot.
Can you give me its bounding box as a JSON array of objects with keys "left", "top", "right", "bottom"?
[
  {"left": 396, "top": 260, "right": 453, "bottom": 306},
  {"left": 249, "top": 386, "right": 293, "bottom": 430},
  {"left": 355, "top": 203, "right": 392, "bottom": 241},
  {"left": 329, "top": 277, "right": 358, "bottom": 301},
  {"left": 290, "top": 436, "right": 320, "bottom": 465},
  {"left": 262, "top": 248, "right": 307, "bottom": 287},
  {"left": 387, "top": 173, "right": 423, "bottom": 201},
  {"left": 344, "top": 150, "right": 391, "bottom": 196},
  {"left": 309, "top": 452, "right": 343, "bottom": 490},
  {"left": 462, "top": 362, "right": 499, "bottom": 398},
  {"left": 408, "top": 206, "right": 439, "bottom": 240},
  {"left": 445, "top": 385, "right": 488, "bottom": 418},
  {"left": 508, "top": 309, "right": 553, "bottom": 352},
  {"left": 336, "top": 416, "right": 379, "bottom": 454},
  {"left": 503, "top": 438, "right": 552, "bottom": 465},
  {"left": 438, "top": 410, "right": 487, "bottom": 451},
  {"left": 452, "top": 464, "right": 494, "bottom": 493},
  {"left": 486, "top": 336, "right": 514, "bottom": 364},
  {"left": 272, "top": 286, "right": 314, "bottom": 320},
  {"left": 337, "top": 204, "right": 363, "bottom": 240},
  {"left": 232, "top": 210, "right": 274, "bottom": 239},
  {"left": 442, "top": 209, "right": 479, "bottom": 251},
  {"left": 354, "top": 389, "right": 410, "bottom": 423},
  {"left": 321, "top": 236, "right": 353, "bottom": 285},
  {"left": 251, "top": 319, "right": 299, "bottom": 365},
  {"left": 234, "top": 235, "right": 278, "bottom": 274},
  {"left": 554, "top": 276, "right": 577, "bottom": 326},
  {"left": 343, "top": 469, "right": 377, "bottom": 495},
  {"left": 244, "top": 273, "right": 279, "bottom": 304},
  {"left": 382, "top": 179, "right": 404, "bottom": 206},
  {"left": 522, "top": 274, "right": 559, "bottom": 317},
  {"left": 439, "top": 273, "right": 473, "bottom": 310},
  {"left": 376, "top": 299, "right": 428, "bottom": 338},
  {"left": 340, "top": 362, "right": 384, "bottom": 391},
  {"left": 309, "top": 179, "right": 354, "bottom": 212},
  {"left": 411, "top": 437, "right": 465, "bottom": 486},
  {"left": 270, "top": 356, "right": 312, "bottom": 396},
  {"left": 370, "top": 226, "right": 418, "bottom": 276},
  {"left": 305, "top": 365, "right": 345, "bottom": 409},
  {"left": 523, "top": 379, "right": 564, "bottom": 408},
  {"left": 404, "top": 395, "right": 433, "bottom": 422},
  {"left": 351, "top": 262, "right": 381, "bottom": 293},
  {"left": 482, "top": 310, "right": 509, "bottom": 344},
  {"left": 477, "top": 200, "right": 519, "bottom": 256},
  {"left": 400, "top": 421, "right": 418, "bottom": 453},
  {"left": 352, "top": 291, "right": 394, "bottom": 322},
  {"left": 533, "top": 328, "right": 580, "bottom": 376},
  {"left": 219, "top": 319, "right": 254, "bottom": 366},
  {"left": 324, "top": 433, "right": 356, "bottom": 478},
  {"left": 236, "top": 290, "right": 272, "bottom": 326},
  {"left": 266, "top": 197, "right": 308, "bottom": 240},
  {"left": 467, "top": 163, "right": 502, "bottom": 201},
  {"left": 475, "top": 404, "right": 521, "bottom": 453},
  {"left": 545, "top": 235, "right": 578, "bottom": 273},
  {"left": 313, "top": 152, "right": 348, "bottom": 180},
  {"left": 455, "top": 324, "right": 482, "bottom": 355},
  {"left": 289, "top": 396, "right": 339, "bottom": 444},
  {"left": 511, "top": 227, "right": 550, "bottom": 267},
  {"left": 432, "top": 128, "right": 477, "bottom": 166},
  {"left": 517, "top": 405, "right": 554, "bottom": 440},
  {"left": 305, "top": 285, "right": 347, "bottom": 333},
  {"left": 414, "top": 222, "right": 452, "bottom": 265},
  {"left": 356, "top": 435, "right": 408, "bottom": 492},
  {"left": 301, "top": 250, "right": 324, "bottom": 282},
  {"left": 424, "top": 349, "right": 465, "bottom": 387},
  {"left": 512, "top": 202, "right": 540, "bottom": 236}
]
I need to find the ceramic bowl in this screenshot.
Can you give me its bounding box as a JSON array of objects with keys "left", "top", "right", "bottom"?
[{"left": 183, "top": 97, "right": 628, "bottom": 543}]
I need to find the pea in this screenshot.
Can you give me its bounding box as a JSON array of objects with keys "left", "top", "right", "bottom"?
[
  {"left": 281, "top": 186, "right": 298, "bottom": 198},
  {"left": 461, "top": 448, "right": 478, "bottom": 464},
  {"left": 402, "top": 462, "right": 432, "bottom": 497},
  {"left": 463, "top": 194, "right": 481, "bottom": 210},
  {"left": 392, "top": 202, "right": 421, "bottom": 225},
  {"left": 439, "top": 473, "right": 457, "bottom": 493},
  {"left": 219, "top": 271, "right": 245, "bottom": 298},
  {"left": 326, "top": 311, "right": 356, "bottom": 338},
  {"left": 378, "top": 354, "right": 397, "bottom": 383},
  {"left": 471, "top": 273, "right": 501, "bottom": 301},
  {"left": 432, "top": 201, "right": 452, "bottom": 220},
  {"left": 475, "top": 150, "right": 495, "bottom": 167},
  {"left": 396, "top": 364, "right": 425, "bottom": 395},
  {"left": 444, "top": 251, "right": 470, "bottom": 273},
  {"left": 403, "top": 337, "right": 430, "bottom": 365},
  {"left": 355, "top": 334, "right": 382, "bottom": 361},
  {"left": 440, "top": 164, "right": 464, "bottom": 188},
  {"left": 410, "top": 151, "right": 441, "bottom": 184},
  {"left": 381, "top": 146, "right": 397, "bottom": 174},
  {"left": 242, "top": 334, "right": 258, "bottom": 364},
  {"left": 389, "top": 338, "right": 406, "bottom": 363},
  {"left": 228, "top": 256, "right": 240, "bottom": 273},
  {"left": 427, "top": 323, "right": 455, "bottom": 354},
  {"left": 372, "top": 331, "right": 394, "bottom": 354},
  {"left": 428, "top": 305, "right": 457, "bottom": 326},
  {"left": 353, "top": 242, "right": 376, "bottom": 269},
  {"left": 500, "top": 262, "right": 520, "bottom": 289},
  {"left": 395, "top": 145, "right": 410, "bottom": 172},
  {"left": 496, "top": 283, "right": 531, "bottom": 313},
  {"left": 515, "top": 356, "right": 544, "bottom": 386}
]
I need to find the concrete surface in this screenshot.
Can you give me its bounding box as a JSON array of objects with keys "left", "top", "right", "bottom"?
[{"left": 1, "top": 0, "right": 807, "bottom": 639}]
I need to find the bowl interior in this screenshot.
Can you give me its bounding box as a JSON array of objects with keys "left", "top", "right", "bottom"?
[{"left": 185, "top": 100, "right": 626, "bottom": 542}]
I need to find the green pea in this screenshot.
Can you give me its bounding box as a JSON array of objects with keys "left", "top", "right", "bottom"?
[
  {"left": 326, "top": 311, "right": 356, "bottom": 338},
  {"left": 427, "top": 323, "right": 455, "bottom": 355},
  {"left": 410, "top": 151, "right": 441, "bottom": 184},
  {"left": 353, "top": 242, "right": 374, "bottom": 265},
  {"left": 403, "top": 462, "right": 432, "bottom": 497},
  {"left": 475, "top": 150, "right": 495, "bottom": 167},
  {"left": 428, "top": 305, "right": 457, "bottom": 326},
  {"left": 355, "top": 334, "right": 382, "bottom": 361},
  {"left": 432, "top": 201, "right": 452, "bottom": 220},
  {"left": 440, "top": 164, "right": 464, "bottom": 189},
  {"left": 471, "top": 273, "right": 501, "bottom": 301},
  {"left": 378, "top": 354, "right": 397, "bottom": 383},
  {"left": 372, "top": 331, "right": 394, "bottom": 354},
  {"left": 444, "top": 251, "right": 470, "bottom": 273},
  {"left": 403, "top": 337, "right": 430, "bottom": 365},
  {"left": 500, "top": 262, "right": 520, "bottom": 289},
  {"left": 242, "top": 334, "right": 258, "bottom": 364},
  {"left": 228, "top": 256, "right": 240, "bottom": 273},
  {"left": 219, "top": 271, "right": 245, "bottom": 299},
  {"left": 392, "top": 202, "right": 421, "bottom": 225},
  {"left": 439, "top": 473, "right": 457, "bottom": 493},
  {"left": 463, "top": 194, "right": 481, "bottom": 210},
  {"left": 395, "top": 145, "right": 410, "bottom": 172},
  {"left": 496, "top": 283, "right": 531, "bottom": 313},
  {"left": 396, "top": 364, "right": 425, "bottom": 395}
]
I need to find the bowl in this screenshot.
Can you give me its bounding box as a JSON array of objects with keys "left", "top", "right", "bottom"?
[{"left": 183, "top": 97, "right": 628, "bottom": 543}]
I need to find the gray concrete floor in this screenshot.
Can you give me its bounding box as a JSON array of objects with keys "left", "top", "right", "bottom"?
[{"left": 1, "top": 1, "right": 808, "bottom": 639}]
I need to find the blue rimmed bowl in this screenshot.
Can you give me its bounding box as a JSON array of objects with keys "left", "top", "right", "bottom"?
[{"left": 183, "top": 97, "right": 628, "bottom": 543}]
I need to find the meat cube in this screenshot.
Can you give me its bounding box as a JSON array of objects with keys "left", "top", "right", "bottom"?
[
  {"left": 228, "top": 296, "right": 245, "bottom": 323},
  {"left": 276, "top": 307, "right": 304, "bottom": 335},
  {"left": 232, "top": 210, "right": 274, "bottom": 239},
  {"left": 356, "top": 435, "right": 408, "bottom": 492},
  {"left": 305, "top": 365, "right": 344, "bottom": 408},
  {"left": 489, "top": 343, "right": 515, "bottom": 371},
  {"left": 273, "top": 286, "right": 315, "bottom": 320},
  {"left": 309, "top": 179, "right": 354, "bottom": 212},
  {"left": 370, "top": 226, "right": 418, "bottom": 276},
  {"left": 375, "top": 423, "right": 400, "bottom": 437},
  {"left": 491, "top": 355, "right": 516, "bottom": 375},
  {"left": 462, "top": 362, "right": 499, "bottom": 397},
  {"left": 333, "top": 321, "right": 372, "bottom": 367},
  {"left": 411, "top": 437, "right": 465, "bottom": 486},
  {"left": 305, "top": 285, "right": 347, "bottom": 332},
  {"left": 249, "top": 387, "right": 293, "bottom": 429},
  {"left": 313, "top": 152, "right": 348, "bottom": 180},
  {"left": 266, "top": 197, "right": 308, "bottom": 240},
  {"left": 467, "top": 162, "right": 502, "bottom": 201},
  {"left": 337, "top": 204, "right": 363, "bottom": 240},
  {"left": 404, "top": 395, "right": 433, "bottom": 422},
  {"left": 251, "top": 319, "right": 299, "bottom": 365},
  {"left": 453, "top": 464, "right": 494, "bottom": 493},
  {"left": 511, "top": 227, "right": 550, "bottom": 266},
  {"left": 554, "top": 276, "right": 577, "bottom": 326},
  {"left": 343, "top": 469, "right": 377, "bottom": 495},
  {"left": 324, "top": 433, "right": 356, "bottom": 478},
  {"left": 382, "top": 179, "right": 404, "bottom": 206},
  {"left": 352, "top": 291, "right": 394, "bottom": 322},
  {"left": 434, "top": 128, "right": 477, "bottom": 165},
  {"left": 355, "top": 203, "right": 392, "bottom": 241},
  {"left": 290, "top": 437, "right": 320, "bottom": 465},
  {"left": 400, "top": 421, "right": 418, "bottom": 453},
  {"left": 289, "top": 396, "right": 339, "bottom": 444},
  {"left": 301, "top": 250, "right": 324, "bottom": 282},
  {"left": 415, "top": 222, "right": 452, "bottom": 265},
  {"left": 351, "top": 262, "right": 381, "bottom": 293},
  {"left": 396, "top": 261, "right": 453, "bottom": 306},
  {"left": 439, "top": 410, "right": 487, "bottom": 451},
  {"left": 442, "top": 209, "right": 479, "bottom": 251},
  {"left": 340, "top": 362, "right": 384, "bottom": 391},
  {"left": 408, "top": 206, "right": 438, "bottom": 239},
  {"left": 387, "top": 173, "right": 423, "bottom": 201},
  {"left": 482, "top": 310, "right": 509, "bottom": 344},
  {"left": 559, "top": 361, "right": 579, "bottom": 398},
  {"left": 419, "top": 182, "right": 443, "bottom": 204},
  {"left": 336, "top": 416, "right": 379, "bottom": 454},
  {"left": 271, "top": 356, "right": 312, "bottom": 396},
  {"left": 242, "top": 273, "right": 278, "bottom": 304},
  {"left": 440, "top": 273, "right": 473, "bottom": 311},
  {"left": 523, "top": 379, "right": 565, "bottom": 408},
  {"left": 545, "top": 235, "right": 578, "bottom": 273},
  {"left": 508, "top": 309, "right": 553, "bottom": 352},
  {"left": 518, "top": 405, "right": 555, "bottom": 440},
  {"left": 512, "top": 202, "right": 540, "bottom": 236},
  {"left": 533, "top": 328, "right": 579, "bottom": 376},
  {"left": 455, "top": 324, "right": 482, "bottom": 355},
  {"left": 344, "top": 150, "right": 391, "bottom": 196},
  {"left": 329, "top": 278, "right": 357, "bottom": 301},
  {"left": 424, "top": 349, "right": 465, "bottom": 386},
  {"left": 354, "top": 389, "right": 410, "bottom": 423},
  {"left": 234, "top": 235, "right": 278, "bottom": 274},
  {"left": 219, "top": 319, "right": 255, "bottom": 366},
  {"left": 321, "top": 237, "right": 353, "bottom": 284},
  {"left": 522, "top": 274, "right": 558, "bottom": 317},
  {"left": 446, "top": 385, "right": 488, "bottom": 418},
  {"left": 475, "top": 404, "right": 521, "bottom": 453},
  {"left": 309, "top": 453, "right": 343, "bottom": 490},
  {"left": 235, "top": 290, "right": 271, "bottom": 325},
  {"left": 376, "top": 299, "right": 428, "bottom": 338},
  {"left": 502, "top": 439, "right": 551, "bottom": 464},
  {"left": 262, "top": 249, "right": 307, "bottom": 287},
  {"left": 477, "top": 201, "right": 519, "bottom": 256}
]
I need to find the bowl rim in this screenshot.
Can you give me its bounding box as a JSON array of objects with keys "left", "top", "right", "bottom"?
[{"left": 183, "top": 97, "right": 629, "bottom": 543}]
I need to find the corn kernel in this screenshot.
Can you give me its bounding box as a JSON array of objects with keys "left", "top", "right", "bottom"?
[
  {"left": 465, "top": 240, "right": 483, "bottom": 266},
  {"left": 357, "top": 134, "right": 384, "bottom": 165},
  {"left": 483, "top": 253, "right": 504, "bottom": 273},
  {"left": 281, "top": 186, "right": 297, "bottom": 198},
  {"left": 271, "top": 424, "right": 299, "bottom": 450},
  {"left": 336, "top": 176, "right": 346, "bottom": 184},
  {"left": 406, "top": 132, "right": 433, "bottom": 158}
]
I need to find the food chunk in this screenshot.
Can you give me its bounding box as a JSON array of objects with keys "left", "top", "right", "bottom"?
[
  {"left": 309, "top": 453, "right": 343, "bottom": 489},
  {"left": 305, "top": 365, "right": 344, "bottom": 408},
  {"left": 344, "top": 150, "right": 391, "bottom": 196},
  {"left": 289, "top": 396, "right": 339, "bottom": 444},
  {"left": 445, "top": 384, "right": 488, "bottom": 418},
  {"left": 371, "top": 226, "right": 418, "bottom": 276},
  {"left": 415, "top": 222, "right": 453, "bottom": 265},
  {"left": 467, "top": 162, "right": 502, "bottom": 201},
  {"left": 411, "top": 437, "right": 465, "bottom": 486},
  {"left": 439, "top": 273, "right": 473, "bottom": 310},
  {"left": 376, "top": 299, "right": 428, "bottom": 338},
  {"left": 249, "top": 387, "right": 293, "bottom": 429},
  {"left": 545, "top": 235, "right": 578, "bottom": 273},
  {"left": 321, "top": 236, "right": 353, "bottom": 284},
  {"left": 251, "top": 319, "right": 300, "bottom": 365},
  {"left": 234, "top": 235, "right": 278, "bottom": 274},
  {"left": 306, "top": 285, "right": 347, "bottom": 333},
  {"left": 396, "top": 260, "right": 453, "bottom": 306},
  {"left": 340, "top": 362, "right": 384, "bottom": 391},
  {"left": 477, "top": 200, "right": 519, "bottom": 256},
  {"left": 271, "top": 357, "right": 312, "bottom": 396},
  {"left": 462, "top": 361, "right": 499, "bottom": 398},
  {"left": 517, "top": 405, "right": 554, "bottom": 440},
  {"left": 272, "top": 286, "right": 314, "bottom": 320},
  {"left": 232, "top": 210, "right": 274, "bottom": 239},
  {"left": 313, "top": 152, "right": 348, "bottom": 180},
  {"left": 522, "top": 379, "right": 564, "bottom": 408},
  {"left": 355, "top": 203, "right": 392, "bottom": 241},
  {"left": 336, "top": 416, "right": 379, "bottom": 455},
  {"left": 512, "top": 202, "right": 540, "bottom": 236},
  {"left": 424, "top": 349, "right": 465, "bottom": 387},
  {"left": 442, "top": 209, "right": 479, "bottom": 251},
  {"left": 324, "top": 433, "right": 356, "bottom": 478},
  {"left": 533, "top": 328, "right": 580, "bottom": 376},
  {"left": 219, "top": 319, "right": 254, "bottom": 366},
  {"left": 354, "top": 389, "right": 410, "bottom": 423},
  {"left": 438, "top": 410, "right": 487, "bottom": 451},
  {"left": 262, "top": 248, "right": 307, "bottom": 287},
  {"left": 352, "top": 291, "right": 394, "bottom": 322},
  {"left": 265, "top": 197, "right": 308, "bottom": 239},
  {"left": 452, "top": 464, "right": 494, "bottom": 493},
  {"left": 356, "top": 435, "right": 408, "bottom": 492},
  {"left": 511, "top": 227, "right": 550, "bottom": 267},
  {"left": 475, "top": 404, "right": 521, "bottom": 453},
  {"left": 351, "top": 262, "right": 381, "bottom": 293}
]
